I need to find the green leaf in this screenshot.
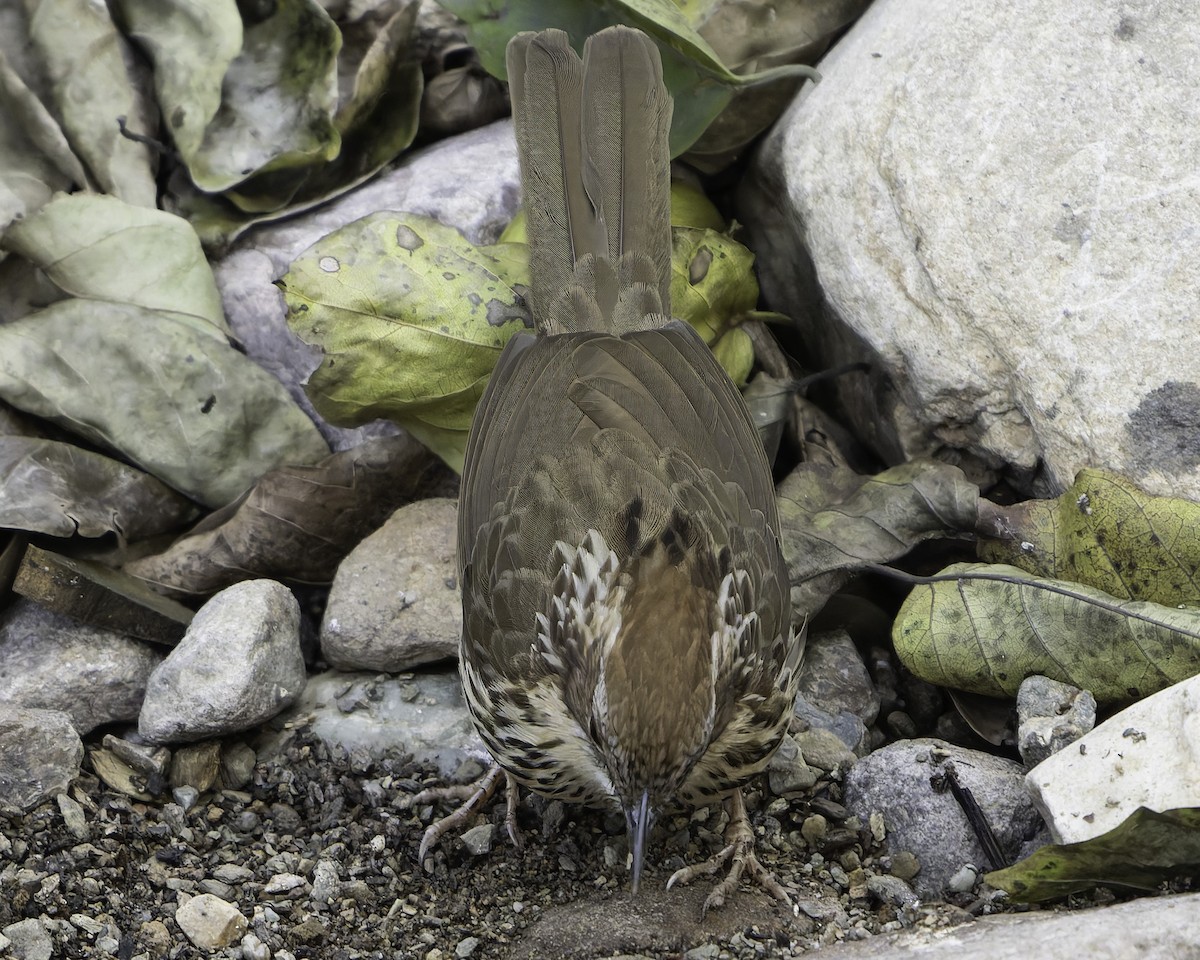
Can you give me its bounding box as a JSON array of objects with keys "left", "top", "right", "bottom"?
[
  {"left": 24, "top": 0, "right": 157, "bottom": 207},
  {"left": 435, "top": 0, "right": 817, "bottom": 155},
  {"left": 125, "top": 435, "right": 443, "bottom": 597},
  {"left": 0, "top": 48, "right": 87, "bottom": 230},
  {"left": 116, "top": 0, "right": 341, "bottom": 195},
  {"left": 0, "top": 436, "right": 199, "bottom": 540},
  {"left": 978, "top": 468, "right": 1200, "bottom": 606},
  {"left": 892, "top": 562, "right": 1200, "bottom": 704},
  {"left": 0, "top": 301, "right": 329, "bottom": 508},
  {"left": 2, "top": 192, "right": 229, "bottom": 337},
  {"left": 670, "top": 226, "right": 757, "bottom": 343},
  {"left": 986, "top": 807, "right": 1200, "bottom": 902},
  {"left": 282, "top": 212, "right": 532, "bottom": 466}
]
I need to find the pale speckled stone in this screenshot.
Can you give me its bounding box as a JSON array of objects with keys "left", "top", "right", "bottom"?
[{"left": 742, "top": 0, "right": 1200, "bottom": 498}]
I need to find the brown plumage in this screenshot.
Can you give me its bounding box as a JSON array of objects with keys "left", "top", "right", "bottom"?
[{"left": 418, "top": 25, "right": 804, "bottom": 912}]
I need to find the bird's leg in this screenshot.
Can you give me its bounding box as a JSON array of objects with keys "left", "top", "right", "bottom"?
[
  {"left": 410, "top": 764, "right": 523, "bottom": 863},
  {"left": 666, "top": 788, "right": 791, "bottom": 916}
]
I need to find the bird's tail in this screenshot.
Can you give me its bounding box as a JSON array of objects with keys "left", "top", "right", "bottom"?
[{"left": 506, "top": 27, "right": 673, "bottom": 336}]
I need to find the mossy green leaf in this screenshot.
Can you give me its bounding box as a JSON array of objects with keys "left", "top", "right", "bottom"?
[
  {"left": 986, "top": 807, "right": 1200, "bottom": 903},
  {"left": 282, "top": 212, "right": 533, "bottom": 466},
  {"left": 978, "top": 468, "right": 1200, "bottom": 606},
  {"left": 893, "top": 562, "right": 1200, "bottom": 704}
]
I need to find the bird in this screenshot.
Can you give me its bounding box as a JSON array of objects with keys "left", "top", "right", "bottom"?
[{"left": 414, "top": 25, "right": 805, "bottom": 914}]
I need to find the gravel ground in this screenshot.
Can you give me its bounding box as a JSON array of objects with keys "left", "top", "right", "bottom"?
[{"left": 0, "top": 726, "right": 1097, "bottom": 960}]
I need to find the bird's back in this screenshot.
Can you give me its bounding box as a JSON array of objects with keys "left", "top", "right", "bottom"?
[{"left": 458, "top": 27, "right": 798, "bottom": 811}]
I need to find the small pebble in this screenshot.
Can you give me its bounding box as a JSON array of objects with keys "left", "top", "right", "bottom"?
[
  {"left": 461, "top": 823, "right": 496, "bottom": 855},
  {"left": 947, "top": 864, "right": 979, "bottom": 893},
  {"left": 801, "top": 814, "right": 828, "bottom": 846},
  {"left": 455, "top": 935, "right": 481, "bottom": 958}
]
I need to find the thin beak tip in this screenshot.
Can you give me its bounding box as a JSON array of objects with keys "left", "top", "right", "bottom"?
[{"left": 625, "top": 788, "right": 653, "bottom": 896}]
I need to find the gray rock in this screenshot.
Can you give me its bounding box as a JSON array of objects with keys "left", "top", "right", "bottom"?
[
  {"left": 796, "top": 629, "right": 880, "bottom": 726},
  {"left": 461, "top": 822, "right": 496, "bottom": 856},
  {"left": 741, "top": 0, "right": 1200, "bottom": 499},
  {"left": 864, "top": 873, "right": 918, "bottom": 908},
  {"left": 793, "top": 725, "right": 858, "bottom": 774},
  {"left": 1026, "top": 673, "right": 1200, "bottom": 844},
  {"left": 801, "top": 891, "right": 1200, "bottom": 960},
  {"left": 766, "top": 733, "right": 819, "bottom": 795},
  {"left": 1016, "top": 675, "right": 1096, "bottom": 768},
  {"left": 843, "top": 738, "right": 1041, "bottom": 898},
  {"left": 0, "top": 599, "right": 163, "bottom": 734},
  {"left": 175, "top": 893, "right": 248, "bottom": 950},
  {"left": 0, "top": 706, "right": 82, "bottom": 814},
  {"left": 1, "top": 918, "right": 53, "bottom": 960},
  {"left": 211, "top": 120, "right": 521, "bottom": 451},
  {"left": 793, "top": 696, "right": 871, "bottom": 758},
  {"left": 264, "top": 668, "right": 486, "bottom": 780},
  {"left": 139, "top": 580, "right": 306, "bottom": 743},
  {"left": 321, "top": 498, "right": 460, "bottom": 671}
]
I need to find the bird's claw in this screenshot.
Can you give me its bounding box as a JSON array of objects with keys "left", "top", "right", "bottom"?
[
  {"left": 666, "top": 789, "right": 791, "bottom": 916},
  {"left": 410, "top": 765, "right": 523, "bottom": 864}
]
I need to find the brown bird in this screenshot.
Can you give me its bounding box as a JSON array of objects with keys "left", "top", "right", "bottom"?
[{"left": 417, "top": 25, "right": 804, "bottom": 912}]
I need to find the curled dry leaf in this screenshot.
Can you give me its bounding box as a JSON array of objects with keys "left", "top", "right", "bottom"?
[
  {"left": 776, "top": 459, "right": 981, "bottom": 618},
  {"left": 893, "top": 562, "right": 1200, "bottom": 705},
  {"left": 125, "top": 435, "right": 445, "bottom": 599},
  {"left": 22, "top": 0, "right": 158, "bottom": 207},
  {"left": 977, "top": 467, "right": 1200, "bottom": 605},
  {"left": 986, "top": 806, "right": 1200, "bottom": 903},
  {"left": 2, "top": 192, "right": 229, "bottom": 337},
  {"left": 0, "top": 436, "right": 199, "bottom": 540}
]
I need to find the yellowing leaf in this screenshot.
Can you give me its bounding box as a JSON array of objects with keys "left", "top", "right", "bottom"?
[
  {"left": 893, "top": 562, "right": 1200, "bottom": 704},
  {"left": 282, "top": 212, "right": 533, "bottom": 465},
  {"left": 978, "top": 468, "right": 1200, "bottom": 605},
  {"left": 670, "top": 226, "right": 757, "bottom": 343}
]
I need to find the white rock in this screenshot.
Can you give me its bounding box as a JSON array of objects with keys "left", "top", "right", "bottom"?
[
  {"left": 1026, "top": 673, "right": 1200, "bottom": 844},
  {"left": 175, "top": 893, "right": 248, "bottom": 950},
  {"left": 139, "top": 580, "right": 306, "bottom": 743},
  {"left": 742, "top": 0, "right": 1200, "bottom": 498},
  {"left": 320, "top": 498, "right": 460, "bottom": 671}
]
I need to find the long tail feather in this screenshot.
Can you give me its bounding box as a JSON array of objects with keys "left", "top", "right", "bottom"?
[{"left": 508, "top": 27, "right": 673, "bottom": 335}]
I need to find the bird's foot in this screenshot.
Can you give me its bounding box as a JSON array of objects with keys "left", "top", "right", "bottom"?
[
  {"left": 666, "top": 789, "right": 790, "bottom": 916},
  {"left": 409, "top": 764, "right": 523, "bottom": 865}
]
